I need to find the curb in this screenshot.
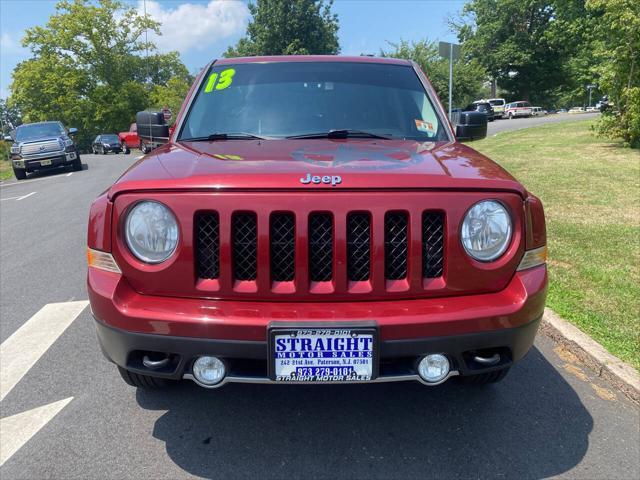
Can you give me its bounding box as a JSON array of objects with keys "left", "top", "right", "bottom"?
[{"left": 541, "top": 308, "right": 640, "bottom": 404}]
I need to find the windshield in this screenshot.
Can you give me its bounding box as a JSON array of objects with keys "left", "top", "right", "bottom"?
[
  {"left": 489, "top": 99, "right": 504, "bottom": 106},
  {"left": 102, "top": 135, "right": 119, "bottom": 142},
  {"left": 179, "top": 62, "right": 447, "bottom": 142},
  {"left": 15, "top": 122, "right": 64, "bottom": 142}
]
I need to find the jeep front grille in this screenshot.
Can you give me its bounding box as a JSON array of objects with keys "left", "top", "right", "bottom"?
[{"left": 195, "top": 209, "right": 445, "bottom": 292}]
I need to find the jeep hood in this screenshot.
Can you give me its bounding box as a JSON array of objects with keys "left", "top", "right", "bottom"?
[{"left": 108, "top": 139, "right": 526, "bottom": 198}]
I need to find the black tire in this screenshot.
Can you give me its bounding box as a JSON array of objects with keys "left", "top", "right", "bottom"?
[
  {"left": 117, "top": 366, "right": 167, "bottom": 388},
  {"left": 122, "top": 143, "right": 130, "bottom": 154},
  {"left": 460, "top": 368, "right": 510, "bottom": 385},
  {"left": 13, "top": 167, "right": 27, "bottom": 180},
  {"left": 72, "top": 155, "right": 82, "bottom": 171},
  {"left": 140, "top": 140, "right": 150, "bottom": 154}
]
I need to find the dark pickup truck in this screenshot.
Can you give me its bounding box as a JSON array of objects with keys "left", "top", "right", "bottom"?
[{"left": 5, "top": 121, "right": 82, "bottom": 180}]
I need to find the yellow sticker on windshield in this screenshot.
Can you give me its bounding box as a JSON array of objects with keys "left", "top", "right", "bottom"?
[{"left": 204, "top": 68, "right": 236, "bottom": 93}]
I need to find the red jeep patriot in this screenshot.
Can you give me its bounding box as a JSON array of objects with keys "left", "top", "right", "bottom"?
[{"left": 87, "top": 56, "right": 547, "bottom": 389}]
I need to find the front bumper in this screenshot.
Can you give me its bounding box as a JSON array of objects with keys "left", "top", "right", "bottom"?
[
  {"left": 102, "top": 145, "right": 122, "bottom": 153},
  {"left": 89, "top": 264, "right": 547, "bottom": 385},
  {"left": 95, "top": 314, "right": 541, "bottom": 386},
  {"left": 13, "top": 151, "right": 77, "bottom": 170}
]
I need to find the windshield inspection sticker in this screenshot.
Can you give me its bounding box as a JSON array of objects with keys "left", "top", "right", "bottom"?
[
  {"left": 415, "top": 119, "right": 436, "bottom": 135},
  {"left": 204, "top": 68, "right": 236, "bottom": 93}
]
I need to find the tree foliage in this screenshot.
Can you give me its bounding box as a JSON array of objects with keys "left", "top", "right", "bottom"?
[
  {"left": 9, "top": 0, "right": 191, "bottom": 150},
  {"left": 0, "top": 99, "right": 22, "bottom": 135},
  {"left": 381, "top": 39, "right": 488, "bottom": 110},
  {"left": 224, "top": 0, "right": 339, "bottom": 57},
  {"left": 587, "top": 0, "right": 640, "bottom": 147},
  {"left": 451, "top": 0, "right": 592, "bottom": 106}
]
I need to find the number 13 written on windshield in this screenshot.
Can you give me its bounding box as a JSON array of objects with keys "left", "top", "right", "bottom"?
[{"left": 204, "top": 68, "right": 236, "bottom": 93}]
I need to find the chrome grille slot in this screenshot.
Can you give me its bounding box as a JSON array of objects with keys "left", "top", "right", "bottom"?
[
  {"left": 422, "top": 212, "right": 444, "bottom": 278},
  {"left": 232, "top": 212, "right": 258, "bottom": 281},
  {"left": 270, "top": 213, "right": 295, "bottom": 282},
  {"left": 309, "top": 213, "right": 333, "bottom": 282},
  {"left": 385, "top": 212, "right": 408, "bottom": 280},
  {"left": 195, "top": 212, "right": 220, "bottom": 279},
  {"left": 347, "top": 213, "right": 371, "bottom": 281}
]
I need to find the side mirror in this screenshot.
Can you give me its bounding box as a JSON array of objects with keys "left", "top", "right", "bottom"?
[
  {"left": 455, "top": 111, "right": 487, "bottom": 141},
  {"left": 68, "top": 127, "right": 78, "bottom": 135},
  {"left": 136, "top": 111, "right": 170, "bottom": 143},
  {"left": 3, "top": 135, "right": 13, "bottom": 142}
]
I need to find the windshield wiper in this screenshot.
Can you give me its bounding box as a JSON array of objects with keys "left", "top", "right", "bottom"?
[
  {"left": 182, "top": 132, "right": 271, "bottom": 141},
  {"left": 286, "top": 129, "right": 394, "bottom": 140}
]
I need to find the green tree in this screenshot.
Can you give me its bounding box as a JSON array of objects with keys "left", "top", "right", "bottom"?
[
  {"left": 588, "top": 0, "right": 640, "bottom": 147},
  {"left": 10, "top": 0, "right": 191, "bottom": 150},
  {"left": 381, "top": 39, "right": 488, "bottom": 110},
  {"left": 224, "top": 0, "right": 339, "bottom": 57},
  {"left": 0, "top": 99, "right": 22, "bottom": 135},
  {"left": 149, "top": 76, "right": 192, "bottom": 125},
  {"left": 451, "top": 0, "right": 591, "bottom": 106}
]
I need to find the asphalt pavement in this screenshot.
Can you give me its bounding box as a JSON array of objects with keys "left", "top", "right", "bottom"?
[
  {"left": 1, "top": 115, "right": 638, "bottom": 480},
  {"left": 487, "top": 112, "right": 600, "bottom": 135}
]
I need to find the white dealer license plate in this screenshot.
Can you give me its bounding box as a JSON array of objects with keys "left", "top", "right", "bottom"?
[
  {"left": 40, "top": 159, "right": 52, "bottom": 166},
  {"left": 271, "top": 328, "right": 376, "bottom": 382}
]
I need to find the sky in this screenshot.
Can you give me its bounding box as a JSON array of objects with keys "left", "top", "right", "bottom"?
[{"left": 0, "top": 0, "right": 466, "bottom": 99}]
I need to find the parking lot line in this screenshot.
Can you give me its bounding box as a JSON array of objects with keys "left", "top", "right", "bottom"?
[
  {"left": 0, "top": 301, "right": 88, "bottom": 402},
  {"left": 0, "top": 397, "right": 73, "bottom": 467},
  {"left": 0, "top": 192, "right": 37, "bottom": 202}
]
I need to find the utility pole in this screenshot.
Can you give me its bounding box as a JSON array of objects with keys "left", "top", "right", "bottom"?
[
  {"left": 438, "top": 41, "right": 460, "bottom": 120},
  {"left": 587, "top": 84, "right": 597, "bottom": 107},
  {"left": 448, "top": 44, "right": 453, "bottom": 120}
]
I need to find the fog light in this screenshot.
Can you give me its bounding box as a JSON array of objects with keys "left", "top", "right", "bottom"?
[
  {"left": 418, "top": 354, "right": 450, "bottom": 383},
  {"left": 192, "top": 356, "right": 225, "bottom": 386}
]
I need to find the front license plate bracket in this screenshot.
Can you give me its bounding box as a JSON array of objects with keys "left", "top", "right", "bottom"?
[{"left": 267, "top": 321, "right": 379, "bottom": 382}]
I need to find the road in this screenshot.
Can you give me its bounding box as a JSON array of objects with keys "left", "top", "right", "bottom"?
[
  {"left": 1, "top": 126, "right": 638, "bottom": 479},
  {"left": 487, "top": 112, "right": 600, "bottom": 135}
]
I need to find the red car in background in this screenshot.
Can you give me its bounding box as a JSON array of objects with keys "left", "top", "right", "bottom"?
[
  {"left": 88, "top": 56, "right": 547, "bottom": 391},
  {"left": 118, "top": 122, "right": 175, "bottom": 154}
]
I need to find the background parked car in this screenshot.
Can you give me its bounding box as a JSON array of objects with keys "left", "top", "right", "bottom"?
[
  {"left": 118, "top": 121, "right": 167, "bottom": 154},
  {"left": 5, "top": 121, "right": 81, "bottom": 180},
  {"left": 118, "top": 123, "right": 138, "bottom": 154},
  {"left": 532, "top": 107, "right": 547, "bottom": 116},
  {"left": 466, "top": 101, "right": 495, "bottom": 121},
  {"left": 505, "top": 101, "right": 533, "bottom": 118},
  {"left": 487, "top": 98, "right": 506, "bottom": 118},
  {"left": 92, "top": 134, "right": 123, "bottom": 154},
  {"left": 569, "top": 106, "right": 586, "bottom": 113}
]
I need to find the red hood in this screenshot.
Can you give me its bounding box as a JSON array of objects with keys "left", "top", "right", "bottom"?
[{"left": 108, "top": 139, "right": 525, "bottom": 198}]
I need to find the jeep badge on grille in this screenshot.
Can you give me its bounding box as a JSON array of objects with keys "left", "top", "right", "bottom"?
[{"left": 300, "top": 173, "right": 342, "bottom": 186}]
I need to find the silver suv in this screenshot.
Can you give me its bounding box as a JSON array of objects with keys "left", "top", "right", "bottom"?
[{"left": 5, "top": 121, "right": 81, "bottom": 180}]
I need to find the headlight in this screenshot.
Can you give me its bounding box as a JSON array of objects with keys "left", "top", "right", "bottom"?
[
  {"left": 103, "top": 143, "right": 110, "bottom": 147},
  {"left": 461, "top": 200, "right": 512, "bottom": 262},
  {"left": 125, "top": 201, "right": 179, "bottom": 263},
  {"left": 64, "top": 138, "right": 74, "bottom": 147}
]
